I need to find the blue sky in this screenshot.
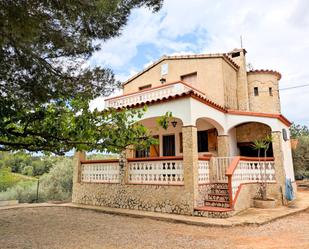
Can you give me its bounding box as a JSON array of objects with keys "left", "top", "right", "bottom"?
[{"left": 90, "top": 0, "right": 309, "bottom": 127}]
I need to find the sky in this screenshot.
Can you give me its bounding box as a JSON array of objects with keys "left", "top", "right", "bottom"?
[{"left": 90, "top": 0, "right": 309, "bottom": 127}]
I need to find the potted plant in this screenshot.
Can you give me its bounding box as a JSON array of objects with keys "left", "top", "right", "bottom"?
[{"left": 252, "top": 135, "right": 277, "bottom": 208}]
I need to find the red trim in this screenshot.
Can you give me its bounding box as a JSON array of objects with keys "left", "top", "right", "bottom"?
[
  {"left": 232, "top": 182, "right": 277, "bottom": 206},
  {"left": 227, "top": 175, "right": 233, "bottom": 208},
  {"left": 227, "top": 110, "right": 292, "bottom": 126},
  {"left": 226, "top": 157, "right": 275, "bottom": 176},
  {"left": 127, "top": 183, "right": 184, "bottom": 186},
  {"left": 127, "top": 156, "right": 183, "bottom": 162},
  {"left": 107, "top": 89, "right": 292, "bottom": 127},
  {"left": 106, "top": 81, "right": 205, "bottom": 101},
  {"left": 226, "top": 156, "right": 241, "bottom": 176},
  {"left": 198, "top": 156, "right": 212, "bottom": 160},
  {"left": 189, "top": 92, "right": 227, "bottom": 112},
  {"left": 81, "top": 159, "right": 119, "bottom": 164}
]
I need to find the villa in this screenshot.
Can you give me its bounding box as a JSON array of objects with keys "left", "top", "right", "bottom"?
[{"left": 72, "top": 48, "right": 295, "bottom": 218}]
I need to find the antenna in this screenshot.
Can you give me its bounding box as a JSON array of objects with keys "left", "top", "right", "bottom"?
[{"left": 240, "top": 35, "right": 243, "bottom": 48}]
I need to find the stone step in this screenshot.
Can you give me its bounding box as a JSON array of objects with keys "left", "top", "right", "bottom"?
[
  {"left": 194, "top": 206, "right": 234, "bottom": 218},
  {"left": 209, "top": 189, "right": 229, "bottom": 195},
  {"left": 204, "top": 200, "right": 230, "bottom": 208},
  {"left": 207, "top": 195, "right": 229, "bottom": 201},
  {"left": 208, "top": 193, "right": 229, "bottom": 197}
]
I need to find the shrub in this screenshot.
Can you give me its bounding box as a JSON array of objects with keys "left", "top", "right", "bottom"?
[
  {"left": 293, "top": 136, "right": 309, "bottom": 179},
  {"left": 0, "top": 158, "right": 73, "bottom": 203},
  {"left": 0, "top": 180, "right": 38, "bottom": 202},
  {"left": 39, "top": 158, "right": 73, "bottom": 201},
  {"left": 0, "top": 168, "right": 19, "bottom": 191}
]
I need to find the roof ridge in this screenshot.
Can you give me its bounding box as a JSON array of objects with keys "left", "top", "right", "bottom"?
[
  {"left": 248, "top": 69, "right": 282, "bottom": 80},
  {"left": 122, "top": 52, "right": 240, "bottom": 86}
]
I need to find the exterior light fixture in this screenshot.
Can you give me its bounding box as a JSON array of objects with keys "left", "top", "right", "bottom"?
[
  {"left": 160, "top": 78, "right": 166, "bottom": 84},
  {"left": 171, "top": 120, "right": 177, "bottom": 128}
]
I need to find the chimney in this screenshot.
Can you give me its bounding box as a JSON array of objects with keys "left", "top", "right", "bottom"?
[{"left": 228, "top": 48, "right": 249, "bottom": 111}]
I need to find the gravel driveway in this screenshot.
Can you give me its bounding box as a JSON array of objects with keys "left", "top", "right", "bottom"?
[{"left": 0, "top": 206, "right": 308, "bottom": 249}]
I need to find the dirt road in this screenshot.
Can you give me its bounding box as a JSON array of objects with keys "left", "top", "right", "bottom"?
[{"left": 0, "top": 207, "right": 308, "bottom": 249}]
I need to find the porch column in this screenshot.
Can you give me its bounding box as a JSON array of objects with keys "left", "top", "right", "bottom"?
[
  {"left": 182, "top": 125, "right": 199, "bottom": 213},
  {"left": 73, "top": 151, "right": 86, "bottom": 184},
  {"left": 72, "top": 151, "right": 86, "bottom": 203},
  {"left": 217, "top": 135, "right": 230, "bottom": 157},
  {"left": 272, "top": 131, "right": 287, "bottom": 204}
]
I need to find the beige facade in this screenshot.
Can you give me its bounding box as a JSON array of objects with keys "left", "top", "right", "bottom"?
[{"left": 73, "top": 48, "right": 296, "bottom": 218}]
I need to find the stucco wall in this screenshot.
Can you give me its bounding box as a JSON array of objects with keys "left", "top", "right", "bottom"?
[
  {"left": 233, "top": 183, "right": 283, "bottom": 212},
  {"left": 123, "top": 57, "right": 236, "bottom": 107},
  {"left": 247, "top": 73, "right": 281, "bottom": 114}
]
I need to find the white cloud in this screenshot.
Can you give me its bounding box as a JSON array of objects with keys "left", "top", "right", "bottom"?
[{"left": 91, "top": 0, "right": 309, "bottom": 126}]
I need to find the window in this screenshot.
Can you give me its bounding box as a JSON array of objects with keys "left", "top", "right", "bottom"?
[
  {"left": 161, "top": 63, "right": 168, "bottom": 76},
  {"left": 254, "top": 87, "right": 259, "bottom": 96},
  {"left": 179, "top": 133, "right": 183, "bottom": 153},
  {"left": 269, "top": 87, "right": 273, "bottom": 96},
  {"left": 163, "top": 135, "right": 175, "bottom": 156},
  {"left": 197, "top": 130, "right": 208, "bottom": 152},
  {"left": 135, "top": 148, "right": 150, "bottom": 158},
  {"left": 139, "top": 84, "right": 151, "bottom": 91},
  {"left": 180, "top": 72, "right": 197, "bottom": 85}
]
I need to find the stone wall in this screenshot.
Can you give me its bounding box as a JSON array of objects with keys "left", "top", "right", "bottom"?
[
  {"left": 197, "top": 184, "right": 212, "bottom": 206},
  {"left": 72, "top": 152, "right": 193, "bottom": 215},
  {"left": 72, "top": 182, "right": 191, "bottom": 215},
  {"left": 236, "top": 122, "right": 271, "bottom": 143},
  {"left": 247, "top": 73, "right": 281, "bottom": 114}
]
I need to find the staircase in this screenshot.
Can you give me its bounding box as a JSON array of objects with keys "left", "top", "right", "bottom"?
[{"left": 194, "top": 183, "right": 233, "bottom": 218}]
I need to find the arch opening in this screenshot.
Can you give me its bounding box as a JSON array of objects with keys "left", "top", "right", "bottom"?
[
  {"left": 129, "top": 116, "right": 184, "bottom": 158},
  {"left": 228, "top": 121, "right": 273, "bottom": 157},
  {"left": 195, "top": 118, "right": 224, "bottom": 157}
]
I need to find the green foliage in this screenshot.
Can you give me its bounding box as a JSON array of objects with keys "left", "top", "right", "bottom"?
[
  {"left": 156, "top": 111, "right": 173, "bottom": 130},
  {"left": 21, "top": 165, "right": 34, "bottom": 176},
  {"left": 0, "top": 158, "right": 73, "bottom": 202},
  {"left": 290, "top": 123, "right": 309, "bottom": 138},
  {"left": 39, "top": 158, "right": 73, "bottom": 201},
  {"left": 0, "top": 152, "right": 59, "bottom": 176},
  {"left": 251, "top": 135, "right": 273, "bottom": 200},
  {"left": 87, "top": 153, "right": 118, "bottom": 160},
  {"left": 0, "top": 168, "right": 36, "bottom": 192},
  {"left": 0, "top": 181, "right": 38, "bottom": 203},
  {"left": 293, "top": 136, "right": 309, "bottom": 179},
  {"left": 0, "top": 0, "right": 163, "bottom": 155}
]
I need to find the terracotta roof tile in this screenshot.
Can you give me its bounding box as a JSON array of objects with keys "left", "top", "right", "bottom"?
[{"left": 248, "top": 69, "right": 282, "bottom": 80}]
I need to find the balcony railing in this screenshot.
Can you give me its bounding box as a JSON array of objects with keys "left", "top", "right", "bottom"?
[{"left": 105, "top": 81, "right": 204, "bottom": 109}]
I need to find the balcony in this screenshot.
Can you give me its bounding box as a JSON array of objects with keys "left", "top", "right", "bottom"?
[{"left": 105, "top": 81, "right": 204, "bottom": 109}]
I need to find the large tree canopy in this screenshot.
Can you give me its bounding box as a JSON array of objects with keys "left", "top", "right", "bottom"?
[{"left": 0, "top": 0, "right": 163, "bottom": 155}]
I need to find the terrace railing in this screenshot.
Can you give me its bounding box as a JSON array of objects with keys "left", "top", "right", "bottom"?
[
  {"left": 127, "top": 157, "right": 184, "bottom": 185},
  {"left": 80, "top": 160, "right": 120, "bottom": 183},
  {"left": 105, "top": 81, "right": 203, "bottom": 109},
  {"left": 198, "top": 157, "right": 211, "bottom": 184},
  {"left": 226, "top": 157, "right": 276, "bottom": 206}
]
